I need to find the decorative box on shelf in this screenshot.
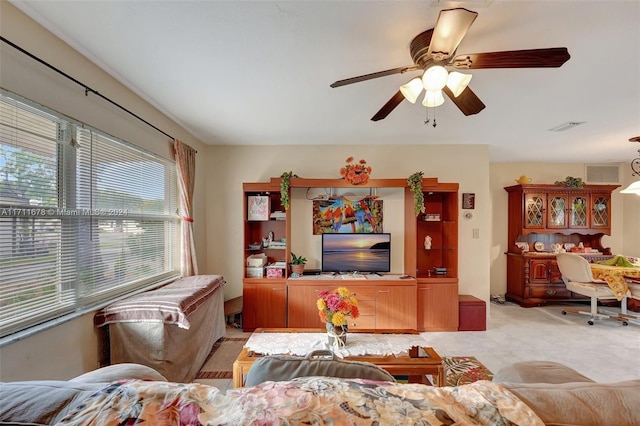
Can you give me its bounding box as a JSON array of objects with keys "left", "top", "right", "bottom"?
[
  {"left": 270, "top": 211, "right": 286, "bottom": 220},
  {"left": 423, "top": 213, "right": 441, "bottom": 221},
  {"left": 247, "top": 253, "right": 267, "bottom": 267},
  {"left": 266, "top": 262, "right": 286, "bottom": 278},
  {"left": 246, "top": 267, "right": 264, "bottom": 278}
]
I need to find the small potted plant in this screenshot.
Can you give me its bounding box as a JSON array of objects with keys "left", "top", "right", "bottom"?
[{"left": 289, "top": 252, "right": 307, "bottom": 275}]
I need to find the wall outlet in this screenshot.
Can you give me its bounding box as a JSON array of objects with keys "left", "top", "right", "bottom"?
[{"left": 472, "top": 228, "right": 479, "bottom": 239}]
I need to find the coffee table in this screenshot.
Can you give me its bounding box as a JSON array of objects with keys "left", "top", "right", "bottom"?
[{"left": 232, "top": 328, "right": 444, "bottom": 388}]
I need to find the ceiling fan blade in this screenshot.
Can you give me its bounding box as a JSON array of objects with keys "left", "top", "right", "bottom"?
[
  {"left": 371, "top": 90, "right": 405, "bottom": 121},
  {"left": 427, "top": 8, "right": 478, "bottom": 62},
  {"left": 330, "top": 65, "right": 420, "bottom": 88},
  {"left": 450, "top": 47, "right": 570, "bottom": 69},
  {"left": 443, "top": 86, "right": 485, "bottom": 116}
]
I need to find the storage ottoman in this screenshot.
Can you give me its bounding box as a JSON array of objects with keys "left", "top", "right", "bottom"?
[{"left": 458, "top": 295, "right": 486, "bottom": 331}]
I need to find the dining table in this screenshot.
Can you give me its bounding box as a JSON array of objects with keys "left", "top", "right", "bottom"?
[{"left": 590, "top": 263, "right": 640, "bottom": 300}]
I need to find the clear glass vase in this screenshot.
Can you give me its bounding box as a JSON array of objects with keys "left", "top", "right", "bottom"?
[{"left": 326, "top": 322, "right": 348, "bottom": 347}]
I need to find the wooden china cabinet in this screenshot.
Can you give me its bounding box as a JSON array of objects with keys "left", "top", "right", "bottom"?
[{"left": 504, "top": 183, "right": 619, "bottom": 307}]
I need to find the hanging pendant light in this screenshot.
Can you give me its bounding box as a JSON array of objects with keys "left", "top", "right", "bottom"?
[
  {"left": 620, "top": 180, "right": 640, "bottom": 196},
  {"left": 621, "top": 137, "right": 640, "bottom": 195}
]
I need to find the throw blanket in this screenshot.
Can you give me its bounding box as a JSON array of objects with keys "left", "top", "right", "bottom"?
[
  {"left": 56, "top": 377, "right": 543, "bottom": 425},
  {"left": 94, "top": 275, "right": 224, "bottom": 329}
]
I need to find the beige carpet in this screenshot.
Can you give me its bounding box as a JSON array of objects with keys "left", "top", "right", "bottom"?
[{"left": 196, "top": 336, "right": 248, "bottom": 379}]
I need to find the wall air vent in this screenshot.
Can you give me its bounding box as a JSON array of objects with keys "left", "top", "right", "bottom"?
[
  {"left": 584, "top": 164, "right": 621, "bottom": 184},
  {"left": 430, "top": 0, "right": 494, "bottom": 7},
  {"left": 548, "top": 121, "right": 585, "bottom": 131}
]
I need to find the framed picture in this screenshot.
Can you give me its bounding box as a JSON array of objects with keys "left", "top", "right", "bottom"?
[
  {"left": 462, "top": 193, "right": 475, "bottom": 209},
  {"left": 312, "top": 198, "right": 383, "bottom": 234},
  {"left": 247, "top": 195, "right": 270, "bottom": 221}
]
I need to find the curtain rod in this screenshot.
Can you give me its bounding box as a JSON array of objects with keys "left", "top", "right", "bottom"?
[{"left": 1, "top": 36, "right": 176, "bottom": 141}]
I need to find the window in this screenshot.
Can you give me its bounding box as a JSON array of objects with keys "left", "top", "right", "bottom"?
[{"left": 0, "top": 90, "right": 180, "bottom": 339}]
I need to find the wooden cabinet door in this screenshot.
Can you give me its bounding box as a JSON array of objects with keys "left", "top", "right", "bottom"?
[
  {"left": 287, "top": 285, "right": 332, "bottom": 328},
  {"left": 529, "top": 259, "right": 551, "bottom": 283},
  {"left": 375, "top": 286, "right": 417, "bottom": 329},
  {"left": 549, "top": 260, "right": 564, "bottom": 284},
  {"left": 523, "top": 192, "right": 547, "bottom": 229},
  {"left": 417, "top": 281, "right": 458, "bottom": 331},
  {"left": 590, "top": 193, "right": 611, "bottom": 229},
  {"left": 243, "top": 282, "right": 287, "bottom": 331}
]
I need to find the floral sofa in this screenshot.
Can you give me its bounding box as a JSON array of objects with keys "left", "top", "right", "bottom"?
[{"left": 1, "top": 361, "right": 639, "bottom": 425}]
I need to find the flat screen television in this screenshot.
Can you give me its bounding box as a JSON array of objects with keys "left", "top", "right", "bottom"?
[{"left": 321, "top": 233, "right": 391, "bottom": 273}]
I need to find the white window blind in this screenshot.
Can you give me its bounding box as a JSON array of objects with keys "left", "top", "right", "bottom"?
[{"left": 0, "top": 91, "right": 180, "bottom": 338}]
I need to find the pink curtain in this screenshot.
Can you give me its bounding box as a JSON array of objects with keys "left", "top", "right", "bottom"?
[{"left": 174, "top": 139, "right": 198, "bottom": 276}]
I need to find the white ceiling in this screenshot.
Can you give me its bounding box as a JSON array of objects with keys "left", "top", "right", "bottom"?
[{"left": 10, "top": 0, "right": 640, "bottom": 163}]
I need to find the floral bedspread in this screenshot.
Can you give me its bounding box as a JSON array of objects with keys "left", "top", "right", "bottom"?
[{"left": 57, "top": 377, "right": 543, "bottom": 425}]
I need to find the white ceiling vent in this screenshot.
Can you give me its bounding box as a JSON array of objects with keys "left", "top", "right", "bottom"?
[
  {"left": 548, "top": 121, "right": 585, "bottom": 131},
  {"left": 584, "top": 164, "right": 620, "bottom": 184},
  {"left": 430, "top": 0, "right": 494, "bottom": 7}
]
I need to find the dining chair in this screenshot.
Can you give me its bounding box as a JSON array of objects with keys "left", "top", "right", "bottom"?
[
  {"left": 556, "top": 253, "right": 628, "bottom": 325},
  {"left": 620, "top": 276, "right": 640, "bottom": 326}
]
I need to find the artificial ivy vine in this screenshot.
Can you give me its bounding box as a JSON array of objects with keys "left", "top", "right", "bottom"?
[
  {"left": 408, "top": 171, "right": 425, "bottom": 216},
  {"left": 280, "top": 171, "right": 298, "bottom": 210}
]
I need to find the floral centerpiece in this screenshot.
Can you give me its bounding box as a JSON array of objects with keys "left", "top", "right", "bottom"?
[
  {"left": 317, "top": 287, "right": 359, "bottom": 347},
  {"left": 340, "top": 156, "right": 372, "bottom": 185}
]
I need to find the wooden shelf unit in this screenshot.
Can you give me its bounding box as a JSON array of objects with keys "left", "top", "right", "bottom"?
[
  {"left": 404, "top": 182, "right": 460, "bottom": 331},
  {"left": 242, "top": 177, "right": 459, "bottom": 332}
]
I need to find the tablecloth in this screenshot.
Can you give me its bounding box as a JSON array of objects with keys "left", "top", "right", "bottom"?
[
  {"left": 590, "top": 264, "right": 640, "bottom": 300},
  {"left": 245, "top": 332, "right": 427, "bottom": 358}
]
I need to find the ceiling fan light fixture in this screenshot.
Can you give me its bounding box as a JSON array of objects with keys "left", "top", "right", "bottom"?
[
  {"left": 422, "top": 65, "right": 449, "bottom": 91},
  {"left": 422, "top": 90, "right": 445, "bottom": 107},
  {"left": 400, "top": 77, "right": 424, "bottom": 103},
  {"left": 446, "top": 71, "right": 472, "bottom": 97},
  {"left": 620, "top": 180, "right": 640, "bottom": 196}
]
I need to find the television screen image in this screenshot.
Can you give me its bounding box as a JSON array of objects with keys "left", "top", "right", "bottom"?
[{"left": 321, "top": 233, "right": 390, "bottom": 273}]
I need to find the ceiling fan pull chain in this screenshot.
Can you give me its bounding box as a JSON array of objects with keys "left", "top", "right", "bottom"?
[
  {"left": 424, "top": 106, "right": 430, "bottom": 125},
  {"left": 432, "top": 106, "right": 437, "bottom": 128}
]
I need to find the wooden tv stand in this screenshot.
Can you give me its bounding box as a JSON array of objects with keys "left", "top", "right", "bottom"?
[{"left": 287, "top": 275, "right": 417, "bottom": 329}]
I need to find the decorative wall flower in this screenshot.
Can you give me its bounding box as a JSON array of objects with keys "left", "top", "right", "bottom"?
[{"left": 340, "top": 156, "right": 372, "bottom": 185}]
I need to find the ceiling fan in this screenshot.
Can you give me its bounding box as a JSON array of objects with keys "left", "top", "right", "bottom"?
[{"left": 330, "top": 8, "right": 570, "bottom": 121}]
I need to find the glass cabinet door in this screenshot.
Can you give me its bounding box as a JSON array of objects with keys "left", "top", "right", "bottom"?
[
  {"left": 547, "top": 194, "right": 567, "bottom": 228},
  {"left": 524, "top": 193, "right": 546, "bottom": 228},
  {"left": 569, "top": 195, "right": 588, "bottom": 228},
  {"left": 591, "top": 194, "right": 611, "bottom": 228}
]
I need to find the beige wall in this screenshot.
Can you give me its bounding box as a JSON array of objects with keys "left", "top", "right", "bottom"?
[
  {"left": 621, "top": 174, "right": 640, "bottom": 257},
  {"left": 202, "top": 145, "right": 492, "bottom": 305}
]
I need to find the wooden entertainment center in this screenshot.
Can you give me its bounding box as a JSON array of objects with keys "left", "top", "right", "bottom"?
[
  {"left": 504, "top": 183, "right": 619, "bottom": 307},
  {"left": 242, "top": 177, "right": 459, "bottom": 332}
]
